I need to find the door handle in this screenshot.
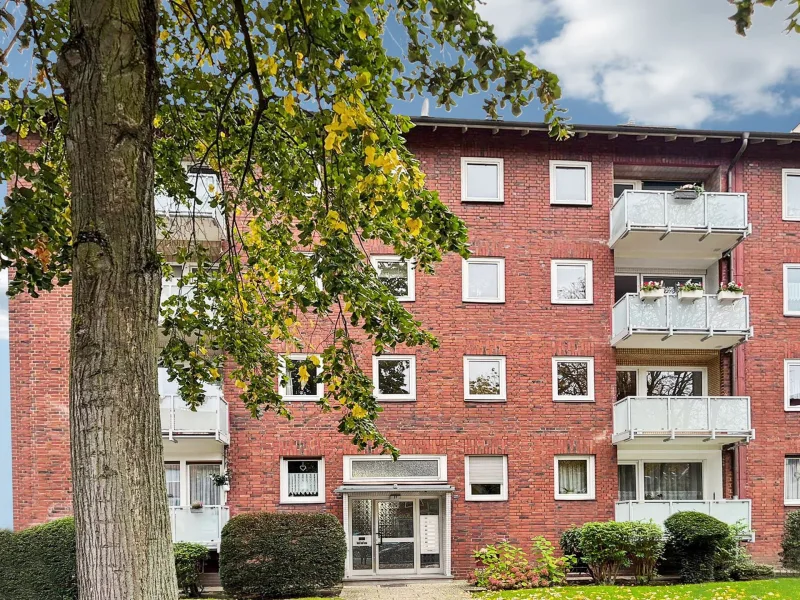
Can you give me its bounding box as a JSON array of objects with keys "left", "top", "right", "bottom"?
[{"left": 374, "top": 533, "right": 382, "bottom": 546}]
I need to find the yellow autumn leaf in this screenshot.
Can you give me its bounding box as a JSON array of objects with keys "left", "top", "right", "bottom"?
[
  {"left": 271, "top": 324, "right": 282, "bottom": 339},
  {"left": 298, "top": 365, "right": 310, "bottom": 385},
  {"left": 159, "top": 30, "right": 169, "bottom": 42},
  {"left": 284, "top": 316, "right": 294, "bottom": 327},
  {"left": 209, "top": 367, "right": 220, "bottom": 380},
  {"left": 401, "top": 199, "right": 409, "bottom": 210},
  {"left": 283, "top": 94, "right": 296, "bottom": 115},
  {"left": 296, "top": 52, "right": 304, "bottom": 68},
  {"left": 324, "top": 131, "right": 338, "bottom": 152},
  {"left": 352, "top": 405, "right": 368, "bottom": 419},
  {"left": 335, "top": 53, "right": 345, "bottom": 69},
  {"left": 355, "top": 71, "right": 371, "bottom": 88},
  {"left": 406, "top": 217, "right": 422, "bottom": 236},
  {"left": 199, "top": 346, "right": 208, "bottom": 356},
  {"left": 309, "top": 355, "right": 321, "bottom": 367},
  {"left": 222, "top": 29, "right": 233, "bottom": 48},
  {"left": 358, "top": 29, "right": 367, "bottom": 40},
  {"left": 364, "top": 145, "right": 376, "bottom": 166}
]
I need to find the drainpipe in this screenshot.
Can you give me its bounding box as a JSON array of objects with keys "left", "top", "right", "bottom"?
[{"left": 726, "top": 132, "right": 750, "bottom": 193}]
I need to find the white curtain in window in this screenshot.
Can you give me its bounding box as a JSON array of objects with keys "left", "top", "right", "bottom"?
[
  {"left": 189, "top": 463, "right": 221, "bottom": 506},
  {"left": 788, "top": 267, "right": 800, "bottom": 312},
  {"left": 644, "top": 462, "right": 702, "bottom": 500},
  {"left": 164, "top": 463, "right": 181, "bottom": 507},
  {"left": 789, "top": 363, "right": 800, "bottom": 407},
  {"left": 558, "top": 460, "right": 588, "bottom": 494},
  {"left": 786, "top": 458, "right": 800, "bottom": 501},
  {"left": 618, "top": 464, "right": 637, "bottom": 501}
]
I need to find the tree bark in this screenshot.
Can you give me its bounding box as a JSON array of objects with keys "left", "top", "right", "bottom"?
[{"left": 56, "top": 0, "right": 177, "bottom": 598}]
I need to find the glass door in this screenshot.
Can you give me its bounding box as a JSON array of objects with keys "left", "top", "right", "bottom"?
[{"left": 375, "top": 500, "right": 416, "bottom": 574}]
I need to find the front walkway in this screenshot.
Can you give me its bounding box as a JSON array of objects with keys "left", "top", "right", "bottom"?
[{"left": 341, "top": 580, "right": 472, "bottom": 600}]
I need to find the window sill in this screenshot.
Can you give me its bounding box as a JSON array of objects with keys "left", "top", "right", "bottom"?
[
  {"left": 462, "top": 198, "right": 504, "bottom": 204},
  {"left": 555, "top": 496, "right": 596, "bottom": 501},
  {"left": 377, "top": 398, "right": 417, "bottom": 403},
  {"left": 551, "top": 300, "right": 593, "bottom": 305},
  {"left": 550, "top": 200, "right": 593, "bottom": 207},
  {"left": 785, "top": 406, "right": 800, "bottom": 412},
  {"left": 554, "top": 398, "right": 595, "bottom": 403},
  {"left": 280, "top": 499, "right": 326, "bottom": 505},
  {"left": 465, "top": 496, "right": 508, "bottom": 502},
  {"left": 465, "top": 398, "right": 506, "bottom": 403},
  {"left": 281, "top": 397, "right": 323, "bottom": 402},
  {"left": 462, "top": 299, "right": 505, "bottom": 304}
]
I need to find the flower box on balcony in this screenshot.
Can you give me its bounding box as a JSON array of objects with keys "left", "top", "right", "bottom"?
[
  {"left": 639, "top": 289, "right": 665, "bottom": 302},
  {"left": 678, "top": 289, "right": 704, "bottom": 302},
  {"left": 718, "top": 290, "right": 744, "bottom": 303},
  {"left": 674, "top": 189, "right": 699, "bottom": 200}
]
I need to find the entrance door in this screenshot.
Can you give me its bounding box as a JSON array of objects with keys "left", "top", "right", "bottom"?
[{"left": 376, "top": 500, "right": 415, "bottom": 574}]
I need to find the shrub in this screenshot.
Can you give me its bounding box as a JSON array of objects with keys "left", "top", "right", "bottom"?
[
  {"left": 0, "top": 517, "right": 77, "bottom": 600},
  {"left": 626, "top": 521, "right": 665, "bottom": 584},
  {"left": 713, "top": 521, "right": 774, "bottom": 581},
  {"left": 664, "top": 511, "right": 729, "bottom": 583},
  {"left": 781, "top": 510, "right": 800, "bottom": 569},
  {"left": 472, "top": 537, "right": 574, "bottom": 591},
  {"left": 573, "top": 521, "right": 630, "bottom": 585},
  {"left": 220, "top": 512, "right": 346, "bottom": 599},
  {"left": 174, "top": 542, "right": 209, "bottom": 598}
]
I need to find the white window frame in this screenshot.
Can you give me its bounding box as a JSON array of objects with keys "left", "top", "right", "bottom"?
[
  {"left": 614, "top": 365, "right": 709, "bottom": 398},
  {"left": 155, "top": 164, "right": 220, "bottom": 216},
  {"left": 550, "top": 160, "right": 592, "bottom": 206},
  {"left": 785, "top": 359, "right": 800, "bottom": 412},
  {"left": 370, "top": 255, "right": 415, "bottom": 302},
  {"left": 551, "top": 259, "right": 593, "bottom": 304},
  {"left": 280, "top": 457, "right": 325, "bottom": 504},
  {"left": 619, "top": 459, "right": 706, "bottom": 502},
  {"left": 465, "top": 455, "right": 508, "bottom": 502},
  {"left": 343, "top": 454, "right": 447, "bottom": 484},
  {"left": 782, "top": 168, "right": 800, "bottom": 221},
  {"left": 786, "top": 457, "right": 800, "bottom": 506},
  {"left": 784, "top": 264, "right": 800, "bottom": 316},
  {"left": 463, "top": 355, "right": 507, "bottom": 402},
  {"left": 552, "top": 357, "right": 595, "bottom": 402},
  {"left": 372, "top": 355, "right": 417, "bottom": 401},
  {"left": 461, "top": 157, "right": 504, "bottom": 203},
  {"left": 613, "top": 179, "right": 642, "bottom": 198},
  {"left": 279, "top": 353, "right": 323, "bottom": 401},
  {"left": 462, "top": 257, "right": 505, "bottom": 303},
  {"left": 554, "top": 455, "right": 596, "bottom": 501}
]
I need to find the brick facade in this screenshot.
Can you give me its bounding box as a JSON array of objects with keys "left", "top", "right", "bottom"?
[{"left": 8, "top": 122, "right": 800, "bottom": 576}]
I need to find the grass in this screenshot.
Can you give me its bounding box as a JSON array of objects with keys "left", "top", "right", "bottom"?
[{"left": 477, "top": 578, "right": 800, "bottom": 600}]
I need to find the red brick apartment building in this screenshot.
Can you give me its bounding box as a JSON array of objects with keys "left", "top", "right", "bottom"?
[{"left": 10, "top": 117, "right": 800, "bottom": 580}]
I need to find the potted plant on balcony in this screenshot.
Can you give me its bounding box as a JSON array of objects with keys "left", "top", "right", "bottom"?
[
  {"left": 674, "top": 183, "right": 704, "bottom": 200},
  {"left": 209, "top": 469, "right": 231, "bottom": 492},
  {"left": 678, "top": 281, "right": 704, "bottom": 302},
  {"left": 639, "top": 280, "right": 665, "bottom": 301},
  {"left": 190, "top": 501, "right": 204, "bottom": 512},
  {"left": 718, "top": 281, "right": 744, "bottom": 302}
]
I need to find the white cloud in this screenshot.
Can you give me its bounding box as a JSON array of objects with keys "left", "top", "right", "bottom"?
[{"left": 480, "top": 0, "right": 800, "bottom": 127}]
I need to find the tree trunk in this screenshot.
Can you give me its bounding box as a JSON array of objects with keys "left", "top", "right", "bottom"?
[{"left": 56, "top": 1, "right": 177, "bottom": 598}]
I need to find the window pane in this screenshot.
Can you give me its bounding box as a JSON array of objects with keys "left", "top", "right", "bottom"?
[
  {"left": 378, "top": 359, "right": 411, "bottom": 395},
  {"left": 471, "top": 483, "right": 502, "bottom": 495},
  {"left": 188, "top": 463, "right": 221, "bottom": 505},
  {"left": 466, "top": 163, "right": 499, "bottom": 199},
  {"left": 789, "top": 363, "right": 800, "bottom": 408},
  {"left": 646, "top": 370, "right": 702, "bottom": 396},
  {"left": 614, "top": 183, "right": 634, "bottom": 198},
  {"left": 557, "top": 361, "right": 589, "bottom": 397},
  {"left": 165, "top": 463, "right": 181, "bottom": 507},
  {"left": 351, "top": 459, "right": 439, "bottom": 479},
  {"left": 618, "top": 464, "right": 637, "bottom": 501},
  {"left": 556, "top": 264, "right": 587, "bottom": 300},
  {"left": 468, "top": 262, "right": 499, "bottom": 298},
  {"left": 286, "top": 460, "right": 319, "bottom": 497},
  {"left": 616, "top": 370, "right": 637, "bottom": 401},
  {"left": 787, "top": 458, "right": 800, "bottom": 500},
  {"left": 788, "top": 267, "right": 800, "bottom": 313},
  {"left": 558, "top": 460, "right": 588, "bottom": 495},
  {"left": 787, "top": 174, "right": 800, "bottom": 219},
  {"left": 468, "top": 360, "right": 501, "bottom": 395},
  {"left": 376, "top": 260, "right": 409, "bottom": 297},
  {"left": 555, "top": 167, "right": 587, "bottom": 202},
  {"left": 286, "top": 359, "right": 318, "bottom": 396},
  {"left": 643, "top": 462, "right": 702, "bottom": 500}
]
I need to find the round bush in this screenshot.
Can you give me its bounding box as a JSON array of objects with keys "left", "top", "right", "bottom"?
[
  {"left": 665, "top": 511, "right": 729, "bottom": 583},
  {"left": 220, "top": 512, "right": 346, "bottom": 599},
  {"left": 174, "top": 542, "right": 209, "bottom": 598}
]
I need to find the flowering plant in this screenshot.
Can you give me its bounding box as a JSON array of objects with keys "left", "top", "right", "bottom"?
[
  {"left": 190, "top": 501, "right": 204, "bottom": 510},
  {"left": 640, "top": 280, "right": 664, "bottom": 292},
  {"left": 676, "top": 183, "right": 704, "bottom": 196},
  {"left": 720, "top": 281, "right": 744, "bottom": 293},
  {"left": 679, "top": 281, "right": 703, "bottom": 292},
  {"left": 472, "top": 538, "right": 574, "bottom": 591}
]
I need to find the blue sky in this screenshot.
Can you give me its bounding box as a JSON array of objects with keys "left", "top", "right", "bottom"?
[{"left": 1, "top": 0, "right": 799, "bottom": 530}]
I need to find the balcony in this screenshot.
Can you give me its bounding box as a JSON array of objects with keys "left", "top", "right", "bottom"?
[
  {"left": 610, "top": 191, "right": 750, "bottom": 264},
  {"left": 611, "top": 293, "right": 751, "bottom": 349},
  {"left": 169, "top": 505, "right": 229, "bottom": 550},
  {"left": 615, "top": 500, "right": 752, "bottom": 536},
  {"left": 160, "top": 393, "right": 229, "bottom": 444},
  {"left": 613, "top": 396, "right": 754, "bottom": 444}
]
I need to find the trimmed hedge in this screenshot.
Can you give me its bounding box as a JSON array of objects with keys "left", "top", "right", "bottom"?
[
  {"left": 220, "top": 512, "right": 346, "bottom": 599},
  {"left": 0, "top": 517, "right": 78, "bottom": 600},
  {"left": 174, "top": 542, "right": 209, "bottom": 597},
  {"left": 665, "top": 511, "right": 729, "bottom": 583},
  {"left": 782, "top": 510, "right": 800, "bottom": 569}
]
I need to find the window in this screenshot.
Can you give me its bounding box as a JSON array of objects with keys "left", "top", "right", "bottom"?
[
  {"left": 464, "top": 356, "right": 506, "bottom": 401},
  {"left": 155, "top": 169, "right": 220, "bottom": 215},
  {"left": 344, "top": 455, "right": 447, "bottom": 483},
  {"left": 786, "top": 457, "right": 800, "bottom": 505},
  {"left": 615, "top": 366, "right": 707, "bottom": 399},
  {"left": 371, "top": 255, "right": 415, "bottom": 301},
  {"left": 465, "top": 456, "right": 508, "bottom": 501},
  {"left": 161, "top": 264, "right": 196, "bottom": 306},
  {"left": 551, "top": 260, "right": 593, "bottom": 304},
  {"left": 553, "top": 357, "right": 595, "bottom": 402},
  {"left": 280, "top": 458, "right": 325, "bottom": 504},
  {"left": 786, "top": 360, "right": 800, "bottom": 411},
  {"left": 373, "top": 355, "right": 416, "bottom": 401},
  {"left": 461, "top": 158, "right": 504, "bottom": 202},
  {"left": 550, "top": 160, "right": 592, "bottom": 205},
  {"left": 280, "top": 354, "right": 323, "bottom": 401},
  {"left": 785, "top": 264, "right": 800, "bottom": 316},
  {"left": 783, "top": 169, "right": 800, "bottom": 221},
  {"left": 554, "top": 455, "right": 595, "bottom": 500},
  {"left": 188, "top": 463, "right": 222, "bottom": 506},
  {"left": 616, "top": 370, "right": 637, "bottom": 401},
  {"left": 164, "top": 463, "right": 181, "bottom": 507},
  {"left": 643, "top": 462, "right": 702, "bottom": 500},
  {"left": 618, "top": 463, "right": 637, "bottom": 501},
  {"left": 614, "top": 179, "right": 641, "bottom": 198},
  {"left": 462, "top": 258, "right": 505, "bottom": 303}
]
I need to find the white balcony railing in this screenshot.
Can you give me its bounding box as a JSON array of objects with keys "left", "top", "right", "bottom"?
[
  {"left": 160, "top": 393, "right": 229, "bottom": 444},
  {"left": 615, "top": 500, "right": 752, "bottom": 535},
  {"left": 609, "top": 190, "right": 750, "bottom": 262},
  {"left": 169, "top": 505, "right": 229, "bottom": 550},
  {"left": 611, "top": 293, "right": 751, "bottom": 349},
  {"left": 613, "top": 396, "right": 754, "bottom": 444}
]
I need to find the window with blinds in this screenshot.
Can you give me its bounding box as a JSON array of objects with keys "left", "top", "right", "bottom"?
[
  {"left": 465, "top": 455, "right": 507, "bottom": 501},
  {"left": 786, "top": 457, "right": 800, "bottom": 505}
]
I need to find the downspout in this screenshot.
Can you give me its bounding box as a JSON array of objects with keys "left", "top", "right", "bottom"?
[{"left": 726, "top": 132, "right": 750, "bottom": 193}]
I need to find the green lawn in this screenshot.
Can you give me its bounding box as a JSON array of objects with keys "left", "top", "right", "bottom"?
[{"left": 477, "top": 578, "right": 800, "bottom": 600}]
